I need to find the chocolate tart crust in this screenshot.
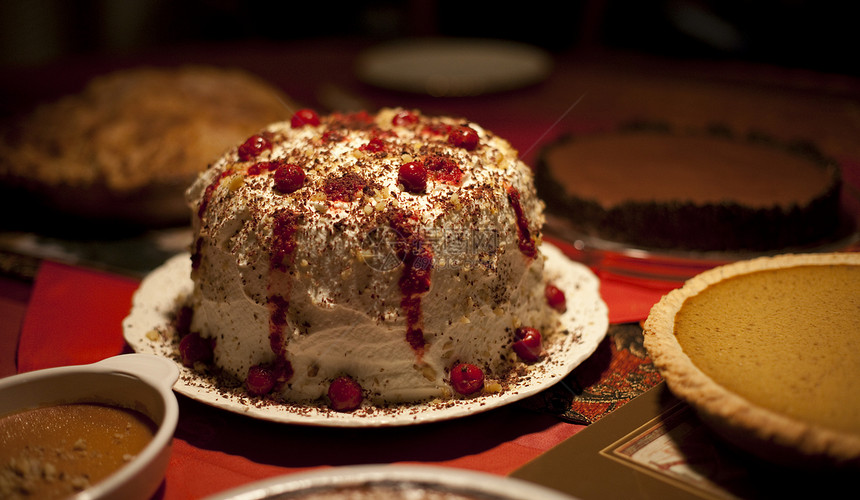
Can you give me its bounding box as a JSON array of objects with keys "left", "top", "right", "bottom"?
[{"left": 535, "top": 126, "right": 844, "bottom": 252}]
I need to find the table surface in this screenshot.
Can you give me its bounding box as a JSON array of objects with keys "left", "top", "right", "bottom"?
[{"left": 1, "top": 38, "right": 859, "bottom": 499}]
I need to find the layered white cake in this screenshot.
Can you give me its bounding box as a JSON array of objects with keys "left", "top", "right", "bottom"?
[{"left": 185, "top": 108, "right": 563, "bottom": 408}]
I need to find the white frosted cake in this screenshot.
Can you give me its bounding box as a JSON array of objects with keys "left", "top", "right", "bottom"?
[{"left": 183, "top": 108, "right": 567, "bottom": 409}]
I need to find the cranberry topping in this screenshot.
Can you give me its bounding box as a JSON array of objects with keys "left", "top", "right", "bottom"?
[
  {"left": 513, "top": 327, "right": 543, "bottom": 363},
  {"left": 392, "top": 110, "right": 419, "bottom": 126},
  {"left": 246, "top": 364, "right": 276, "bottom": 396},
  {"left": 291, "top": 108, "right": 320, "bottom": 128},
  {"left": 400, "top": 242, "right": 432, "bottom": 353},
  {"left": 398, "top": 161, "right": 428, "bottom": 193},
  {"left": 422, "top": 123, "right": 452, "bottom": 136},
  {"left": 265, "top": 297, "right": 296, "bottom": 390},
  {"left": 373, "top": 128, "right": 398, "bottom": 140},
  {"left": 328, "top": 376, "right": 363, "bottom": 412},
  {"left": 400, "top": 242, "right": 433, "bottom": 352},
  {"left": 359, "top": 137, "right": 387, "bottom": 153},
  {"left": 321, "top": 129, "right": 345, "bottom": 143},
  {"left": 402, "top": 296, "right": 425, "bottom": 352},
  {"left": 389, "top": 213, "right": 434, "bottom": 354},
  {"left": 247, "top": 163, "right": 264, "bottom": 176},
  {"left": 273, "top": 163, "right": 306, "bottom": 194},
  {"left": 272, "top": 359, "right": 294, "bottom": 390},
  {"left": 269, "top": 210, "right": 300, "bottom": 273},
  {"left": 263, "top": 209, "right": 300, "bottom": 389},
  {"left": 424, "top": 154, "right": 463, "bottom": 184},
  {"left": 248, "top": 159, "right": 284, "bottom": 177},
  {"left": 450, "top": 363, "right": 484, "bottom": 395},
  {"left": 268, "top": 294, "right": 290, "bottom": 355},
  {"left": 238, "top": 134, "right": 273, "bottom": 161},
  {"left": 246, "top": 361, "right": 293, "bottom": 395},
  {"left": 179, "top": 331, "right": 213, "bottom": 367},
  {"left": 351, "top": 110, "right": 374, "bottom": 123},
  {"left": 447, "top": 125, "right": 479, "bottom": 150},
  {"left": 506, "top": 185, "right": 538, "bottom": 259},
  {"left": 399, "top": 245, "right": 432, "bottom": 295},
  {"left": 172, "top": 305, "right": 194, "bottom": 336},
  {"left": 545, "top": 283, "right": 567, "bottom": 312}
]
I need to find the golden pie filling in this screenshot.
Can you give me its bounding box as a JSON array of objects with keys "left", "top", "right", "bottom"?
[{"left": 674, "top": 264, "right": 860, "bottom": 436}]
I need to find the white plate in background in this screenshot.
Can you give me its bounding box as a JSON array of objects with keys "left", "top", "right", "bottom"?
[{"left": 356, "top": 38, "right": 553, "bottom": 96}]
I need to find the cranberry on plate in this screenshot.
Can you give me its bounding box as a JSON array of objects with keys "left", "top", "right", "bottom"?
[{"left": 450, "top": 363, "right": 484, "bottom": 395}]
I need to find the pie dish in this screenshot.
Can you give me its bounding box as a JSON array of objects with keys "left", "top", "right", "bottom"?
[
  {"left": 123, "top": 243, "right": 608, "bottom": 427},
  {"left": 544, "top": 210, "right": 860, "bottom": 283},
  {"left": 643, "top": 252, "right": 860, "bottom": 468},
  {"left": 0, "top": 65, "right": 294, "bottom": 230},
  {"left": 203, "top": 464, "right": 578, "bottom": 500},
  {"left": 535, "top": 126, "right": 845, "bottom": 253}
]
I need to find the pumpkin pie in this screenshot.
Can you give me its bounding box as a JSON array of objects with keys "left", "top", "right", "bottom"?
[{"left": 644, "top": 252, "right": 860, "bottom": 467}]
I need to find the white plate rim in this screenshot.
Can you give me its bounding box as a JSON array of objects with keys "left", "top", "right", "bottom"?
[
  {"left": 122, "top": 242, "right": 608, "bottom": 427},
  {"left": 202, "top": 464, "right": 579, "bottom": 500}
]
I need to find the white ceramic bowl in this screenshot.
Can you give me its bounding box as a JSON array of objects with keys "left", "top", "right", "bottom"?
[{"left": 0, "top": 353, "right": 179, "bottom": 500}]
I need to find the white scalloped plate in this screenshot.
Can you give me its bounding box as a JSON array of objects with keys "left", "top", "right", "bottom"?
[{"left": 122, "top": 243, "right": 607, "bottom": 427}]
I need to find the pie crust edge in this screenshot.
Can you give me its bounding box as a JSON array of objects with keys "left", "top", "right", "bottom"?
[{"left": 643, "top": 252, "right": 860, "bottom": 468}]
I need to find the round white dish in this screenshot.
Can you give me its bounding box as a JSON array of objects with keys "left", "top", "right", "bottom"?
[
  {"left": 0, "top": 353, "right": 179, "bottom": 500},
  {"left": 355, "top": 37, "right": 553, "bottom": 96},
  {"left": 203, "top": 464, "right": 578, "bottom": 500},
  {"left": 122, "top": 242, "right": 608, "bottom": 427}
]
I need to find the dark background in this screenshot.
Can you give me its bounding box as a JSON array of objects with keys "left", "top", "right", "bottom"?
[{"left": 1, "top": 0, "right": 857, "bottom": 76}]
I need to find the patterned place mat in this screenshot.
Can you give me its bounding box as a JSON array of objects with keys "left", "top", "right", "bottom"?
[{"left": 520, "top": 323, "right": 663, "bottom": 424}]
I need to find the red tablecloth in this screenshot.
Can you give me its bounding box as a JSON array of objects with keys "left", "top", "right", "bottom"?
[
  {"left": 15, "top": 252, "right": 670, "bottom": 499},
  {"left": 8, "top": 41, "right": 859, "bottom": 499}
]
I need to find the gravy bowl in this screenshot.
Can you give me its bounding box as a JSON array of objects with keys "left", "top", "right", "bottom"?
[{"left": 0, "top": 353, "right": 179, "bottom": 499}]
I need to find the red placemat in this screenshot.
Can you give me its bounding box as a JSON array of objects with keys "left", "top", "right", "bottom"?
[
  {"left": 17, "top": 256, "right": 668, "bottom": 499},
  {"left": 16, "top": 260, "right": 139, "bottom": 373}
]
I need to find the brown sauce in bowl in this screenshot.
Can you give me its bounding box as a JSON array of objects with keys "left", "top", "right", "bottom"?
[{"left": 0, "top": 403, "right": 157, "bottom": 499}]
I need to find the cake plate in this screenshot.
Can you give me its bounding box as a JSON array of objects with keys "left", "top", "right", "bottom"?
[{"left": 122, "top": 243, "right": 608, "bottom": 427}]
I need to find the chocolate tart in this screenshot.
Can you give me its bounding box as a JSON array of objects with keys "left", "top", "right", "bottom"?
[
  {"left": 535, "top": 126, "right": 844, "bottom": 252},
  {"left": 643, "top": 252, "right": 860, "bottom": 467}
]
